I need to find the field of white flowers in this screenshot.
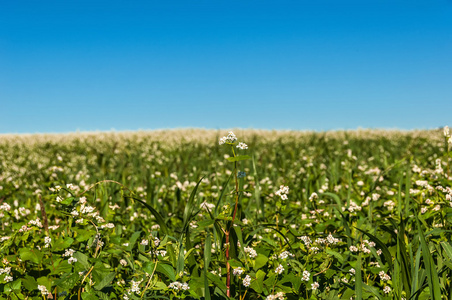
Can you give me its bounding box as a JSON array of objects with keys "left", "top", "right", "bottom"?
[{"left": 1, "top": 128, "right": 452, "bottom": 300}]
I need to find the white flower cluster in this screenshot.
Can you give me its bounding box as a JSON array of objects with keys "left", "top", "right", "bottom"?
[
  {"left": 127, "top": 279, "right": 143, "bottom": 294},
  {"left": 309, "top": 192, "right": 318, "bottom": 201},
  {"left": 301, "top": 270, "right": 310, "bottom": 281},
  {"left": 0, "top": 203, "right": 11, "bottom": 211},
  {"left": 244, "top": 246, "right": 257, "bottom": 258},
  {"left": 38, "top": 285, "right": 49, "bottom": 296},
  {"left": 0, "top": 267, "right": 13, "bottom": 282},
  {"left": 168, "top": 281, "right": 190, "bottom": 291},
  {"left": 275, "top": 185, "right": 289, "bottom": 201},
  {"left": 28, "top": 218, "right": 43, "bottom": 228},
  {"left": 298, "top": 236, "right": 313, "bottom": 249},
  {"left": 100, "top": 223, "right": 115, "bottom": 229},
  {"left": 62, "top": 248, "right": 77, "bottom": 264},
  {"left": 44, "top": 236, "right": 51, "bottom": 248},
  {"left": 278, "top": 251, "right": 293, "bottom": 260},
  {"left": 243, "top": 274, "right": 251, "bottom": 287},
  {"left": 233, "top": 267, "right": 244, "bottom": 276},
  {"left": 200, "top": 201, "right": 215, "bottom": 211},
  {"left": 274, "top": 264, "right": 284, "bottom": 274},
  {"left": 219, "top": 131, "right": 237, "bottom": 145},
  {"left": 311, "top": 281, "right": 320, "bottom": 290},
  {"left": 236, "top": 142, "right": 248, "bottom": 150},
  {"left": 379, "top": 271, "right": 391, "bottom": 281},
  {"left": 266, "top": 292, "right": 285, "bottom": 300},
  {"left": 349, "top": 240, "right": 375, "bottom": 254}
]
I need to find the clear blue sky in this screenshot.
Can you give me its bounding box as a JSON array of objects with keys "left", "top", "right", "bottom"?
[{"left": 1, "top": 0, "right": 451, "bottom": 133}]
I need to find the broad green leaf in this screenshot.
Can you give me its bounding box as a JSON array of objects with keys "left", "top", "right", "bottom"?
[
  {"left": 250, "top": 270, "right": 266, "bottom": 293},
  {"left": 94, "top": 272, "right": 115, "bottom": 290},
  {"left": 73, "top": 251, "right": 90, "bottom": 269},
  {"left": 253, "top": 254, "right": 268, "bottom": 270},
  {"left": 19, "top": 248, "right": 42, "bottom": 264},
  {"left": 156, "top": 263, "right": 176, "bottom": 281}
]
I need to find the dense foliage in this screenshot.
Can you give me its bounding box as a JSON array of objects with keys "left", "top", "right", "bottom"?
[{"left": 0, "top": 129, "right": 452, "bottom": 300}]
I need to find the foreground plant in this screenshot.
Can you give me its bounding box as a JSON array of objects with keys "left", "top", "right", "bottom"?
[{"left": 1, "top": 128, "right": 452, "bottom": 299}]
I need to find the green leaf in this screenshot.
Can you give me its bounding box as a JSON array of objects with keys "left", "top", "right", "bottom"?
[
  {"left": 81, "top": 292, "right": 98, "bottom": 300},
  {"left": 61, "top": 197, "right": 75, "bottom": 205},
  {"left": 441, "top": 241, "right": 452, "bottom": 262},
  {"left": 36, "top": 277, "right": 51, "bottom": 293},
  {"left": 22, "top": 276, "right": 37, "bottom": 291},
  {"left": 75, "top": 228, "right": 95, "bottom": 242},
  {"left": 326, "top": 249, "right": 344, "bottom": 264},
  {"left": 73, "top": 251, "right": 90, "bottom": 269},
  {"left": 253, "top": 254, "right": 268, "bottom": 270},
  {"left": 53, "top": 237, "right": 74, "bottom": 251},
  {"left": 197, "top": 219, "right": 215, "bottom": 228},
  {"left": 250, "top": 270, "right": 266, "bottom": 293},
  {"left": 204, "top": 227, "right": 211, "bottom": 300},
  {"left": 227, "top": 155, "right": 251, "bottom": 162},
  {"left": 19, "top": 248, "right": 42, "bottom": 264},
  {"left": 355, "top": 252, "right": 362, "bottom": 300},
  {"left": 182, "top": 177, "right": 204, "bottom": 232},
  {"left": 132, "top": 197, "right": 169, "bottom": 235},
  {"left": 127, "top": 231, "right": 141, "bottom": 251},
  {"left": 207, "top": 273, "right": 227, "bottom": 290},
  {"left": 94, "top": 272, "right": 115, "bottom": 290},
  {"left": 156, "top": 263, "right": 176, "bottom": 281},
  {"left": 355, "top": 227, "right": 393, "bottom": 271},
  {"left": 416, "top": 216, "right": 442, "bottom": 300},
  {"left": 55, "top": 273, "right": 80, "bottom": 289}
]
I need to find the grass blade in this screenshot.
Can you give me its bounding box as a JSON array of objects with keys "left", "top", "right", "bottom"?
[{"left": 416, "top": 216, "right": 441, "bottom": 300}]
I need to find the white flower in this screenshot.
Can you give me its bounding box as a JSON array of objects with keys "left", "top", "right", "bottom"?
[
  {"left": 236, "top": 142, "right": 248, "bottom": 150},
  {"left": 309, "top": 192, "right": 318, "bottom": 201},
  {"left": 169, "top": 281, "right": 189, "bottom": 291},
  {"left": 243, "top": 275, "right": 251, "bottom": 287},
  {"left": 311, "top": 281, "right": 319, "bottom": 290},
  {"left": 383, "top": 286, "right": 391, "bottom": 294},
  {"left": 130, "top": 279, "right": 142, "bottom": 294},
  {"left": 275, "top": 185, "right": 289, "bottom": 201},
  {"left": 379, "top": 271, "right": 391, "bottom": 281},
  {"left": 226, "top": 131, "right": 237, "bottom": 143},
  {"left": 302, "top": 270, "right": 310, "bottom": 281},
  {"left": 38, "top": 285, "right": 49, "bottom": 295},
  {"left": 275, "top": 264, "right": 284, "bottom": 274},
  {"left": 44, "top": 236, "right": 51, "bottom": 247},
  {"left": 63, "top": 249, "right": 76, "bottom": 257},
  {"left": 244, "top": 246, "right": 257, "bottom": 258},
  {"left": 120, "top": 259, "right": 127, "bottom": 266},
  {"left": 278, "top": 251, "right": 293, "bottom": 259},
  {"left": 68, "top": 257, "right": 78, "bottom": 264},
  {"left": 181, "top": 282, "right": 190, "bottom": 290},
  {"left": 233, "top": 267, "right": 244, "bottom": 276},
  {"left": 445, "top": 126, "right": 450, "bottom": 137}
]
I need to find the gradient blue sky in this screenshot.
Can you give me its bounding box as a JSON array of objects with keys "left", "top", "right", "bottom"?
[{"left": 1, "top": 0, "right": 451, "bottom": 133}]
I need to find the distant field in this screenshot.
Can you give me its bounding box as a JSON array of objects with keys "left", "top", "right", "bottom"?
[{"left": 1, "top": 129, "right": 451, "bottom": 300}]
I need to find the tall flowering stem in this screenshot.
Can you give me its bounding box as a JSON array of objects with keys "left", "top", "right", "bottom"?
[{"left": 219, "top": 131, "right": 249, "bottom": 297}]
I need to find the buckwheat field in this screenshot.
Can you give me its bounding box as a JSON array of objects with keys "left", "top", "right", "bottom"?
[{"left": 1, "top": 128, "right": 452, "bottom": 300}]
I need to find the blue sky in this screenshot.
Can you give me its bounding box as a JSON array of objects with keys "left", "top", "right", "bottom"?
[{"left": 1, "top": 0, "right": 451, "bottom": 133}]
